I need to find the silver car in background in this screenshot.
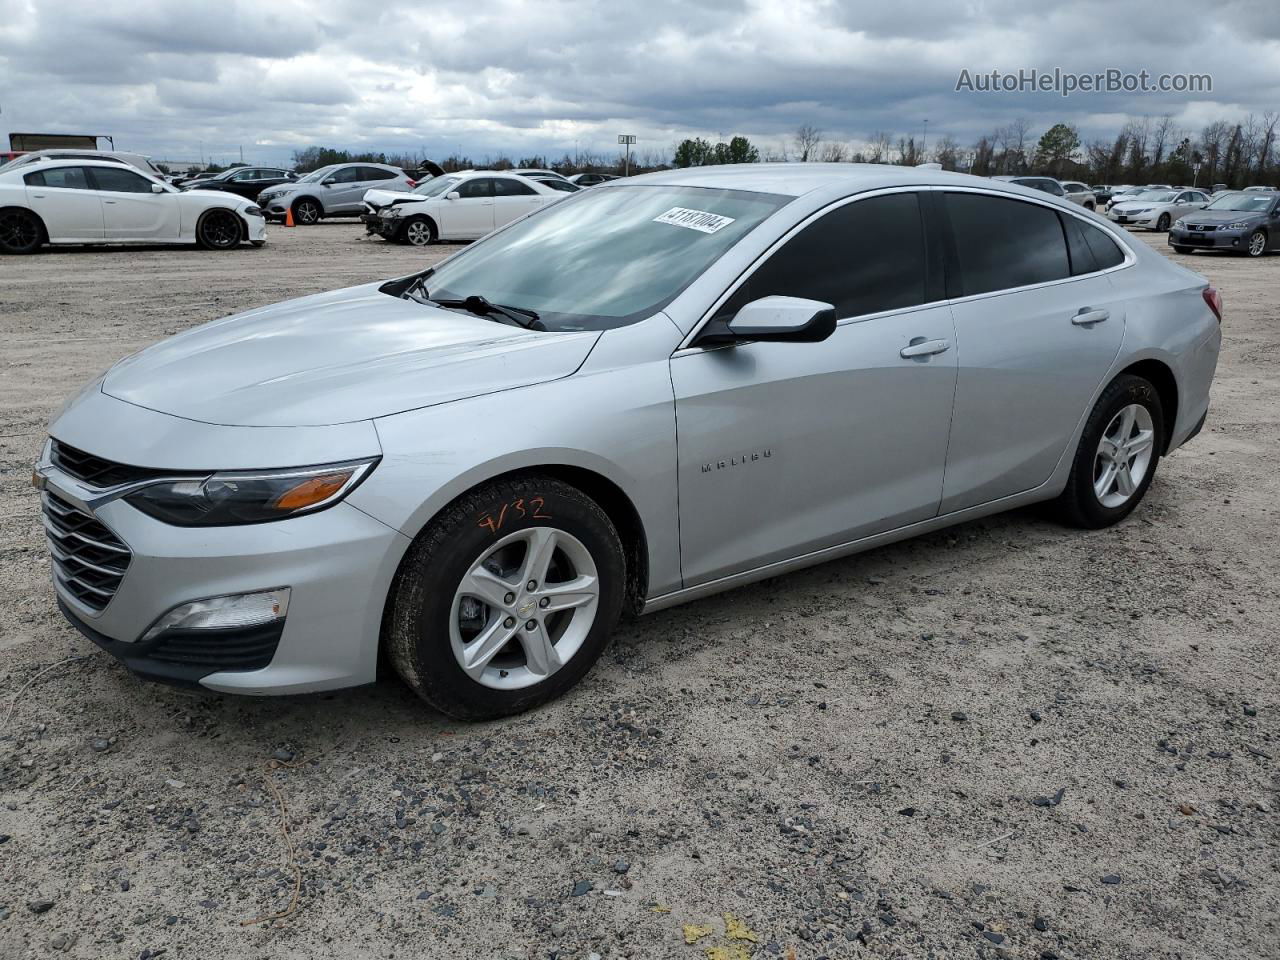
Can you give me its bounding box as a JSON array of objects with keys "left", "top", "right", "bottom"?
[
  {"left": 1060, "top": 181, "right": 1098, "bottom": 210},
  {"left": 257, "top": 162, "right": 413, "bottom": 224},
  {"left": 36, "top": 164, "right": 1221, "bottom": 719}
]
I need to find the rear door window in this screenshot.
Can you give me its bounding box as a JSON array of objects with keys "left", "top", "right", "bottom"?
[{"left": 945, "top": 192, "right": 1071, "bottom": 295}]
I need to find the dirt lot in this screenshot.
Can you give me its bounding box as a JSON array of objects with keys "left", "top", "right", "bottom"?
[{"left": 1, "top": 223, "right": 1277, "bottom": 960}]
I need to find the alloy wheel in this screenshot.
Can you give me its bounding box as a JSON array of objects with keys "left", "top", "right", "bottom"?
[
  {"left": 200, "top": 211, "right": 239, "bottom": 249},
  {"left": 449, "top": 527, "right": 600, "bottom": 690},
  {"left": 295, "top": 200, "right": 320, "bottom": 224},
  {"left": 1249, "top": 231, "right": 1266, "bottom": 256},
  {"left": 1093, "top": 403, "right": 1156, "bottom": 508},
  {"left": 404, "top": 219, "right": 432, "bottom": 245},
  {"left": 0, "top": 210, "right": 39, "bottom": 252}
]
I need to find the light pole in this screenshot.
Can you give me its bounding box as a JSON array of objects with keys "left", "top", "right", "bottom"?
[
  {"left": 922, "top": 119, "right": 929, "bottom": 159},
  {"left": 618, "top": 134, "right": 636, "bottom": 176}
]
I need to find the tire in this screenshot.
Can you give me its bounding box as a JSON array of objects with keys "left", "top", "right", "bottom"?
[
  {"left": 1155, "top": 213, "right": 1170, "bottom": 231},
  {"left": 399, "top": 216, "right": 435, "bottom": 246},
  {"left": 292, "top": 197, "right": 322, "bottom": 225},
  {"left": 0, "top": 207, "right": 44, "bottom": 254},
  {"left": 1053, "top": 374, "right": 1164, "bottom": 529},
  {"left": 1172, "top": 245, "right": 1193, "bottom": 254},
  {"left": 386, "top": 474, "right": 626, "bottom": 719},
  {"left": 1084, "top": 202, "right": 1095, "bottom": 211},
  {"left": 1246, "top": 229, "right": 1267, "bottom": 258},
  {"left": 196, "top": 209, "right": 242, "bottom": 250},
  {"left": 250, "top": 240, "right": 266, "bottom": 248}
]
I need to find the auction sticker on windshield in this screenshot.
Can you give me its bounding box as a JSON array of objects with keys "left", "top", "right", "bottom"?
[{"left": 653, "top": 207, "right": 737, "bottom": 234}]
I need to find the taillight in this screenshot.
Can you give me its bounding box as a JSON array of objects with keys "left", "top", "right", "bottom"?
[
  {"left": 1202, "top": 286, "right": 1223, "bottom": 323},
  {"left": 406, "top": 178, "right": 417, "bottom": 188}
]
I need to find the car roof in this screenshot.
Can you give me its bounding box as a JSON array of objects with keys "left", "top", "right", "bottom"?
[
  {"left": 627, "top": 163, "right": 1038, "bottom": 199},
  {"left": 7, "top": 157, "right": 159, "bottom": 174}
]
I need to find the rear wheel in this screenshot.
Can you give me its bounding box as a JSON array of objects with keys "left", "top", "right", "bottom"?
[
  {"left": 400, "top": 216, "right": 435, "bottom": 246},
  {"left": 386, "top": 475, "right": 626, "bottom": 719},
  {"left": 1053, "top": 374, "right": 1163, "bottom": 529},
  {"left": 292, "top": 198, "right": 321, "bottom": 225},
  {"left": 0, "top": 208, "right": 43, "bottom": 254},
  {"left": 1246, "top": 229, "right": 1267, "bottom": 257}
]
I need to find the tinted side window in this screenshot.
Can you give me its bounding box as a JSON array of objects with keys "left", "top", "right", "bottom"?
[
  {"left": 328, "top": 167, "right": 360, "bottom": 184},
  {"left": 26, "top": 167, "right": 91, "bottom": 189},
  {"left": 457, "top": 178, "right": 494, "bottom": 199},
  {"left": 494, "top": 177, "right": 537, "bottom": 196},
  {"left": 1079, "top": 219, "right": 1126, "bottom": 270},
  {"left": 945, "top": 193, "right": 1070, "bottom": 295},
  {"left": 718, "top": 192, "right": 928, "bottom": 321},
  {"left": 89, "top": 167, "right": 154, "bottom": 193},
  {"left": 1060, "top": 214, "right": 1099, "bottom": 276},
  {"left": 364, "top": 167, "right": 398, "bottom": 181}
]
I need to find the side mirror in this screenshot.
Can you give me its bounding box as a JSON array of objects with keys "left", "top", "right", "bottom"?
[
  {"left": 322, "top": 178, "right": 336, "bottom": 186},
  {"left": 151, "top": 182, "right": 165, "bottom": 194},
  {"left": 698, "top": 296, "right": 837, "bottom": 346},
  {"left": 446, "top": 191, "right": 461, "bottom": 200}
]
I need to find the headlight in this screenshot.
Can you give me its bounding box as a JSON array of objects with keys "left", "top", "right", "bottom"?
[
  {"left": 1227, "top": 220, "right": 1251, "bottom": 230},
  {"left": 244, "top": 205, "right": 263, "bottom": 217},
  {"left": 125, "top": 458, "right": 378, "bottom": 526},
  {"left": 1129, "top": 208, "right": 1149, "bottom": 214}
]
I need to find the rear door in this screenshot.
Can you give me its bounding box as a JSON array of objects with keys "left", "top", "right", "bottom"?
[
  {"left": 23, "top": 166, "right": 104, "bottom": 241},
  {"left": 937, "top": 191, "right": 1127, "bottom": 512},
  {"left": 90, "top": 166, "right": 181, "bottom": 240}
]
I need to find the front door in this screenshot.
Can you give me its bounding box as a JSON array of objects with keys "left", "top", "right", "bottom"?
[
  {"left": 671, "top": 191, "right": 958, "bottom": 587},
  {"left": 89, "top": 166, "right": 181, "bottom": 241},
  {"left": 438, "top": 177, "right": 496, "bottom": 239}
]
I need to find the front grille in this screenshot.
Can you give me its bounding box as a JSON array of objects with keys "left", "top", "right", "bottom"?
[
  {"left": 1186, "top": 224, "right": 1216, "bottom": 232},
  {"left": 50, "top": 440, "right": 171, "bottom": 489},
  {"left": 42, "top": 492, "right": 131, "bottom": 612}
]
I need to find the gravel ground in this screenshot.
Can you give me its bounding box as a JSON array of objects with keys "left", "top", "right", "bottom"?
[{"left": 1, "top": 223, "right": 1277, "bottom": 960}]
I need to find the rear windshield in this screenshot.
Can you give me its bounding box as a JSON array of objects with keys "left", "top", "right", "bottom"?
[{"left": 413, "top": 185, "right": 789, "bottom": 331}]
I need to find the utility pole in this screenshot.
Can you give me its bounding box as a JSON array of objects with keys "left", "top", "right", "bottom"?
[
  {"left": 618, "top": 134, "right": 636, "bottom": 176},
  {"left": 922, "top": 119, "right": 929, "bottom": 158}
]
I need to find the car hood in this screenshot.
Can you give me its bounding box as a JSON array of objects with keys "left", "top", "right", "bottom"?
[
  {"left": 1113, "top": 200, "right": 1171, "bottom": 212},
  {"left": 1178, "top": 209, "right": 1261, "bottom": 224},
  {"left": 364, "top": 187, "right": 418, "bottom": 208},
  {"left": 101, "top": 283, "right": 600, "bottom": 427}
]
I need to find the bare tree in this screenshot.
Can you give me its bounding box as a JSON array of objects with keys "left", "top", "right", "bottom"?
[
  {"left": 818, "top": 141, "right": 848, "bottom": 162},
  {"left": 866, "top": 130, "right": 894, "bottom": 164},
  {"left": 794, "top": 125, "right": 822, "bottom": 162},
  {"left": 931, "top": 135, "right": 960, "bottom": 170}
]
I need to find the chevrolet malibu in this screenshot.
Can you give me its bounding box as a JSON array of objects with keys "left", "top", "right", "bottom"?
[{"left": 35, "top": 164, "right": 1222, "bottom": 719}]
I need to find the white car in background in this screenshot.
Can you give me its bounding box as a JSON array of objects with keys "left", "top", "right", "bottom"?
[
  {"left": 0, "top": 149, "right": 164, "bottom": 178},
  {"left": 1108, "top": 188, "right": 1210, "bottom": 231},
  {"left": 0, "top": 159, "right": 267, "bottom": 254},
  {"left": 365, "top": 170, "right": 566, "bottom": 245}
]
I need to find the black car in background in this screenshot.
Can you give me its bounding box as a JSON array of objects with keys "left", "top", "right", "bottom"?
[
  {"left": 182, "top": 166, "right": 295, "bottom": 201},
  {"left": 1168, "top": 190, "right": 1280, "bottom": 257}
]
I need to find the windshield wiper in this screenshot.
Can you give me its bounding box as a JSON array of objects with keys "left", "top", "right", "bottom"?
[{"left": 429, "top": 294, "right": 545, "bottom": 331}]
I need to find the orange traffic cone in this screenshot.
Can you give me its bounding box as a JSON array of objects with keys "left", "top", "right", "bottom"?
[{"left": 284, "top": 207, "right": 295, "bottom": 228}]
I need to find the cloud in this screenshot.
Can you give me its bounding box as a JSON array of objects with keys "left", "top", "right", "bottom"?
[{"left": 0, "top": 0, "right": 1275, "bottom": 166}]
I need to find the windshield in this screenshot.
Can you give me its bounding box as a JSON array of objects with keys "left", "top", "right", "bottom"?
[
  {"left": 409, "top": 176, "right": 439, "bottom": 194},
  {"left": 414, "top": 176, "right": 460, "bottom": 197},
  {"left": 417, "top": 184, "right": 789, "bottom": 331},
  {"left": 1205, "top": 193, "right": 1276, "bottom": 213},
  {"left": 296, "top": 165, "right": 338, "bottom": 183}
]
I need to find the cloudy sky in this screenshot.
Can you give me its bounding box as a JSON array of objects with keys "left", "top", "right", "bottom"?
[{"left": 0, "top": 0, "right": 1276, "bottom": 167}]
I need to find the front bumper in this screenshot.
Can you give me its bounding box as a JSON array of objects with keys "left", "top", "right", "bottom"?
[
  {"left": 1168, "top": 226, "right": 1246, "bottom": 250},
  {"left": 244, "top": 213, "right": 267, "bottom": 242},
  {"left": 35, "top": 448, "right": 410, "bottom": 695}
]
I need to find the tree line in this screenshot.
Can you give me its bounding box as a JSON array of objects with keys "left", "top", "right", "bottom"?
[{"left": 272, "top": 113, "right": 1279, "bottom": 188}]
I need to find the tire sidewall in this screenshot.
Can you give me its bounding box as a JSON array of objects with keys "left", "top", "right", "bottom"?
[
  {"left": 0, "top": 209, "right": 43, "bottom": 254},
  {"left": 1069, "top": 375, "right": 1164, "bottom": 527},
  {"left": 293, "top": 198, "right": 321, "bottom": 225},
  {"left": 198, "top": 210, "right": 240, "bottom": 250},
  {"left": 392, "top": 478, "right": 625, "bottom": 718}
]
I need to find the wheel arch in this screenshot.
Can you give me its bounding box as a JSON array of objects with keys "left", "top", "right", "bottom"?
[
  {"left": 1116, "top": 357, "right": 1179, "bottom": 453},
  {"left": 399, "top": 211, "right": 438, "bottom": 242}
]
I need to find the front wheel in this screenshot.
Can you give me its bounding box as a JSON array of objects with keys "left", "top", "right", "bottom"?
[
  {"left": 400, "top": 216, "right": 435, "bottom": 246},
  {"left": 1246, "top": 229, "right": 1267, "bottom": 257},
  {"left": 292, "top": 198, "right": 322, "bottom": 225},
  {"left": 0, "top": 208, "right": 43, "bottom": 254},
  {"left": 1052, "top": 374, "right": 1164, "bottom": 529},
  {"left": 196, "top": 209, "right": 242, "bottom": 250},
  {"left": 386, "top": 475, "right": 626, "bottom": 719},
  {"left": 1155, "top": 213, "right": 1170, "bottom": 231}
]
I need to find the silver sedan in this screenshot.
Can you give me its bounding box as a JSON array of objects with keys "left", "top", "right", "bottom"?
[{"left": 36, "top": 164, "right": 1222, "bottom": 718}]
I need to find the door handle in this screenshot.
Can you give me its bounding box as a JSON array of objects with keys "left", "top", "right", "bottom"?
[
  {"left": 1072, "top": 308, "right": 1110, "bottom": 326},
  {"left": 103, "top": 199, "right": 117, "bottom": 204},
  {"left": 900, "top": 338, "right": 951, "bottom": 359}
]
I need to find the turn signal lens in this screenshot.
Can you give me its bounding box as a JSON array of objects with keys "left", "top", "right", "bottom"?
[{"left": 272, "top": 472, "right": 352, "bottom": 510}]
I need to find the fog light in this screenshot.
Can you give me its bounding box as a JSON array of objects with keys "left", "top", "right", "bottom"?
[{"left": 141, "top": 588, "right": 290, "bottom": 642}]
